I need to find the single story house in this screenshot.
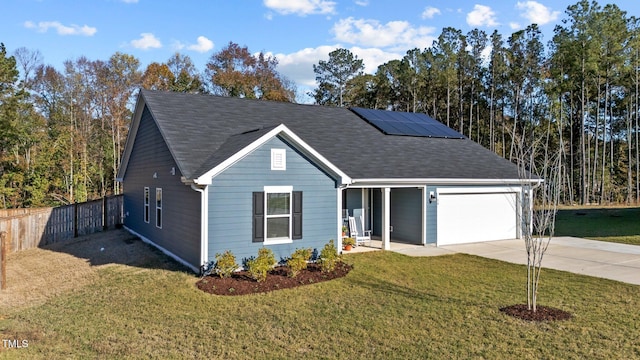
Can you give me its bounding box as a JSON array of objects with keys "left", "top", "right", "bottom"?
[{"left": 116, "top": 89, "right": 539, "bottom": 273}]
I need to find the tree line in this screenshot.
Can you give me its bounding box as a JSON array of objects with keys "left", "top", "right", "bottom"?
[
  {"left": 0, "top": 0, "right": 637, "bottom": 208},
  {"left": 0, "top": 41, "right": 295, "bottom": 208},
  {"left": 312, "top": 0, "right": 640, "bottom": 206}
]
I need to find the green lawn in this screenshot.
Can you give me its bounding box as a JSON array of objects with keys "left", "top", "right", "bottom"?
[
  {"left": 555, "top": 207, "right": 640, "bottom": 245},
  {"left": 1, "top": 251, "right": 639, "bottom": 359}
]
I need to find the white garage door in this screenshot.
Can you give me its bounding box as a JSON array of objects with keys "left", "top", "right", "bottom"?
[{"left": 437, "top": 191, "right": 518, "bottom": 246}]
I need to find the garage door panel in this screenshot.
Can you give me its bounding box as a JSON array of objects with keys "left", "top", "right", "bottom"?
[{"left": 437, "top": 192, "right": 517, "bottom": 245}]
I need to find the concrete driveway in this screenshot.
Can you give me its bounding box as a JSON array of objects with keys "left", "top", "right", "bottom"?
[
  {"left": 439, "top": 237, "right": 640, "bottom": 286},
  {"left": 352, "top": 237, "right": 640, "bottom": 286}
]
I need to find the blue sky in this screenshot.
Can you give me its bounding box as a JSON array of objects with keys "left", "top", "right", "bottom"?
[{"left": 2, "top": 0, "right": 639, "bottom": 100}]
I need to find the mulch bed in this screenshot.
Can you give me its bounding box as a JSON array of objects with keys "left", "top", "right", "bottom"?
[
  {"left": 500, "top": 304, "right": 572, "bottom": 322},
  {"left": 196, "top": 262, "right": 352, "bottom": 296}
]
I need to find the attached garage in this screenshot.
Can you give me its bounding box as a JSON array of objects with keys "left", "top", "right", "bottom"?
[{"left": 436, "top": 187, "right": 520, "bottom": 246}]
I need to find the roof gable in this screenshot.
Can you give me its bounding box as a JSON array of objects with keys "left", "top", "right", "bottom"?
[{"left": 192, "top": 124, "right": 351, "bottom": 185}]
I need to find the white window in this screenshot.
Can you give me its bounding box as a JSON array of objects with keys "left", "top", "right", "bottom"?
[
  {"left": 264, "top": 185, "right": 292, "bottom": 244},
  {"left": 156, "top": 188, "right": 162, "bottom": 229},
  {"left": 271, "top": 148, "right": 286, "bottom": 170},
  {"left": 144, "top": 187, "right": 150, "bottom": 223}
]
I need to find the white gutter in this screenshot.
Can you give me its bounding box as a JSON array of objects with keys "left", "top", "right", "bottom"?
[
  {"left": 350, "top": 178, "right": 543, "bottom": 187},
  {"left": 190, "top": 183, "right": 209, "bottom": 273}
]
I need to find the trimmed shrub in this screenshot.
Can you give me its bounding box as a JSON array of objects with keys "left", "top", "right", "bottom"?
[
  {"left": 318, "top": 239, "right": 341, "bottom": 273},
  {"left": 214, "top": 250, "right": 238, "bottom": 278},
  {"left": 287, "top": 248, "right": 312, "bottom": 278},
  {"left": 246, "top": 248, "right": 277, "bottom": 282}
]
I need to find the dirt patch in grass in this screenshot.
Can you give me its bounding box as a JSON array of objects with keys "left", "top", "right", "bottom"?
[
  {"left": 196, "top": 262, "right": 352, "bottom": 295},
  {"left": 0, "top": 229, "right": 170, "bottom": 310},
  {"left": 500, "top": 304, "right": 572, "bottom": 322}
]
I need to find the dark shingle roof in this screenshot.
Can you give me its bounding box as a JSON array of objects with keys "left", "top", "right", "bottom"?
[{"left": 139, "top": 89, "right": 523, "bottom": 181}]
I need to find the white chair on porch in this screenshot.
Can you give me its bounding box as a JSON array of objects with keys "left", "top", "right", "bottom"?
[{"left": 348, "top": 215, "right": 371, "bottom": 247}]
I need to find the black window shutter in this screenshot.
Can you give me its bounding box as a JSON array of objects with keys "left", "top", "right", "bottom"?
[
  {"left": 252, "top": 192, "right": 264, "bottom": 242},
  {"left": 292, "top": 191, "right": 302, "bottom": 240}
]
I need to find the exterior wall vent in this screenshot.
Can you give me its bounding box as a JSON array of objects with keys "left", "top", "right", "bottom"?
[{"left": 271, "top": 148, "right": 286, "bottom": 170}]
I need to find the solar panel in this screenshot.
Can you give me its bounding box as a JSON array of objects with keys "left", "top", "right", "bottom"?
[{"left": 350, "top": 107, "right": 465, "bottom": 139}]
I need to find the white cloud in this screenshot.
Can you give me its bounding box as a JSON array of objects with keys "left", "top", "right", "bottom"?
[
  {"left": 331, "top": 17, "right": 436, "bottom": 51},
  {"left": 263, "top": 0, "right": 336, "bottom": 16},
  {"left": 24, "top": 20, "right": 96, "bottom": 36},
  {"left": 422, "top": 6, "right": 441, "bottom": 19},
  {"left": 510, "top": 22, "right": 521, "bottom": 30},
  {"left": 273, "top": 45, "right": 400, "bottom": 89},
  {"left": 272, "top": 46, "right": 337, "bottom": 87},
  {"left": 466, "top": 5, "right": 498, "bottom": 27},
  {"left": 349, "top": 46, "right": 403, "bottom": 74},
  {"left": 355, "top": 0, "right": 369, "bottom": 6},
  {"left": 516, "top": 1, "right": 560, "bottom": 25},
  {"left": 130, "top": 33, "right": 162, "bottom": 50},
  {"left": 187, "top": 36, "right": 214, "bottom": 53}
]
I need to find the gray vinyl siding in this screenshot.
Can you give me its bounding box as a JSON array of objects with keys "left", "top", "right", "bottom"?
[
  {"left": 390, "top": 188, "right": 422, "bottom": 244},
  {"left": 208, "top": 136, "right": 338, "bottom": 263},
  {"left": 372, "top": 189, "right": 382, "bottom": 236},
  {"left": 122, "top": 106, "right": 201, "bottom": 269},
  {"left": 344, "top": 188, "right": 362, "bottom": 217},
  {"left": 426, "top": 185, "right": 438, "bottom": 244}
]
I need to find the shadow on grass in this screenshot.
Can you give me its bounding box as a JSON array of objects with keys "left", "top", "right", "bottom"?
[
  {"left": 41, "top": 228, "right": 192, "bottom": 273},
  {"left": 554, "top": 207, "right": 640, "bottom": 238}
]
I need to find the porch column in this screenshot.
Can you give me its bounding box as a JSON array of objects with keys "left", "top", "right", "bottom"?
[
  {"left": 337, "top": 187, "right": 345, "bottom": 253},
  {"left": 381, "top": 187, "right": 391, "bottom": 250}
]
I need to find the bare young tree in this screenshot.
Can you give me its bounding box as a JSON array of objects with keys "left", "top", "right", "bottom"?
[{"left": 515, "top": 121, "right": 562, "bottom": 312}]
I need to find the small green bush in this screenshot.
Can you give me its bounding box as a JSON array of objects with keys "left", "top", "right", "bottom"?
[
  {"left": 342, "top": 237, "right": 355, "bottom": 247},
  {"left": 246, "top": 248, "right": 277, "bottom": 282},
  {"left": 318, "top": 239, "right": 341, "bottom": 273},
  {"left": 287, "top": 248, "right": 312, "bottom": 278},
  {"left": 214, "top": 250, "right": 238, "bottom": 278}
]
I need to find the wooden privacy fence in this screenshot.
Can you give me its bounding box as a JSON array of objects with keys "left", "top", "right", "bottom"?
[{"left": 0, "top": 195, "right": 123, "bottom": 254}]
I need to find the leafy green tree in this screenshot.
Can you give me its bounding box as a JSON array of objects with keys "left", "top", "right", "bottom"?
[
  {"left": 0, "top": 42, "right": 23, "bottom": 207},
  {"left": 343, "top": 73, "right": 378, "bottom": 109},
  {"left": 373, "top": 49, "right": 427, "bottom": 112},
  {"left": 488, "top": 30, "right": 509, "bottom": 155},
  {"left": 465, "top": 29, "right": 488, "bottom": 142},
  {"left": 0, "top": 43, "right": 50, "bottom": 207},
  {"left": 505, "top": 25, "right": 545, "bottom": 162},
  {"left": 374, "top": 59, "right": 405, "bottom": 110},
  {"left": 431, "top": 27, "right": 463, "bottom": 128},
  {"left": 311, "top": 48, "right": 364, "bottom": 107},
  {"left": 166, "top": 53, "right": 204, "bottom": 93}
]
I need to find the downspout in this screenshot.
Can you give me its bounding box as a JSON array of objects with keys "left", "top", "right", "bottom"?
[
  {"left": 522, "top": 180, "right": 543, "bottom": 239},
  {"left": 191, "top": 183, "right": 209, "bottom": 274}
]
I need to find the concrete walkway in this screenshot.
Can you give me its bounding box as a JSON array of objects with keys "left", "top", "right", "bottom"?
[{"left": 351, "top": 238, "right": 640, "bottom": 286}]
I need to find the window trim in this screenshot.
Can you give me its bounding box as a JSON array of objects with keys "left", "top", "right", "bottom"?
[
  {"left": 144, "top": 187, "right": 150, "bottom": 223},
  {"left": 263, "top": 185, "right": 292, "bottom": 244},
  {"left": 156, "top": 188, "right": 163, "bottom": 229},
  {"left": 271, "top": 148, "right": 286, "bottom": 171}
]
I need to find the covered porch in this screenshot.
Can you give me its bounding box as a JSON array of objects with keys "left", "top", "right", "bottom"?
[{"left": 341, "top": 186, "right": 428, "bottom": 251}]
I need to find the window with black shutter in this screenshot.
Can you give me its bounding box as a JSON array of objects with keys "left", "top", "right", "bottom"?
[
  {"left": 253, "top": 187, "right": 302, "bottom": 244},
  {"left": 292, "top": 191, "right": 302, "bottom": 239},
  {"left": 252, "top": 192, "right": 264, "bottom": 242}
]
